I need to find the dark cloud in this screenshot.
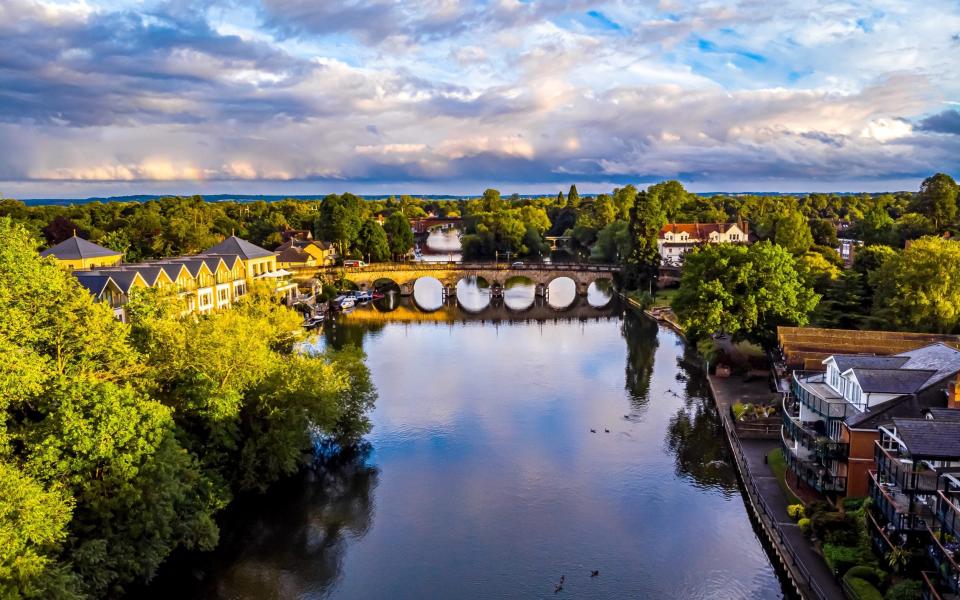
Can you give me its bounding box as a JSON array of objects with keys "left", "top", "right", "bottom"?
[{"left": 917, "top": 109, "right": 960, "bottom": 135}]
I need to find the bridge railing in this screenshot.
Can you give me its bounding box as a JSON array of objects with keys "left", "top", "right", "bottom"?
[{"left": 316, "top": 262, "right": 622, "bottom": 273}]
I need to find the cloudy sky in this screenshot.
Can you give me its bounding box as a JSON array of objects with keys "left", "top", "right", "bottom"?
[{"left": 1, "top": 0, "right": 959, "bottom": 198}]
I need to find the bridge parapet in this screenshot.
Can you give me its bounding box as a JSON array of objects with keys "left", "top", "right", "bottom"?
[{"left": 313, "top": 262, "right": 621, "bottom": 296}]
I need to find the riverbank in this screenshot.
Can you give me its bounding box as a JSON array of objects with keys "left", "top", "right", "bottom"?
[{"left": 707, "top": 375, "right": 844, "bottom": 600}]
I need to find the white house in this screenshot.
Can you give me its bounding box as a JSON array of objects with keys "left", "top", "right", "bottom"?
[{"left": 657, "top": 222, "right": 749, "bottom": 266}]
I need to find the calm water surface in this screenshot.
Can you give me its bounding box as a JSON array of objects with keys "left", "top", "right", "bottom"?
[{"left": 148, "top": 282, "right": 786, "bottom": 599}]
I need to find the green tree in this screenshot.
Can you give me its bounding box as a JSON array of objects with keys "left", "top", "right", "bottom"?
[
  {"left": 316, "top": 194, "right": 363, "bottom": 254},
  {"left": 871, "top": 236, "right": 960, "bottom": 332},
  {"left": 858, "top": 203, "right": 896, "bottom": 246},
  {"left": 814, "top": 269, "right": 868, "bottom": 329},
  {"left": 809, "top": 219, "right": 839, "bottom": 247},
  {"left": 383, "top": 212, "right": 414, "bottom": 260},
  {"left": 673, "top": 241, "right": 820, "bottom": 345},
  {"left": 356, "top": 219, "right": 390, "bottom": 262},
  {"left": 566, "top": 184, "right": 580, "bottom": 209},
  {"left": 774, "top": 211, "right": 814, "bottom": 254},
  {"left": 590, "top": 220, "right": 631, "bottom": 262},
  {"left": 912, "top": 173, "right": 958, "bottom": 231},
  {"left": 622, "top": 191, "right": 665, "bottom": 291},
  {"left": 647, "top": 180, "right": 688, "bottom": 222}
]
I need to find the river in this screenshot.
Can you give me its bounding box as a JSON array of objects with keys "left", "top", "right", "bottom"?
[{"left": 145, "top": 277, "right": 787, "bottom": 599}]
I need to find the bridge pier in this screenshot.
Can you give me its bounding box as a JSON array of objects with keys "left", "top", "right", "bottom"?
[
  {"left": 400, "top": 283, "right": 414, "bottom": 296},
  {"left": 535, "top": 283, "right": 548, "bottom": 299},
  {"left": 442, "top": 285, "right": 456, "bottom": 299},
  {"left": 577, "top": 281, "right": 589, "bottom": 296}
]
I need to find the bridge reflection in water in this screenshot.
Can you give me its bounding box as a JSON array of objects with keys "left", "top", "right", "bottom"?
[{"left": 338, "top": 288, "right": 622, "bottom": 326}]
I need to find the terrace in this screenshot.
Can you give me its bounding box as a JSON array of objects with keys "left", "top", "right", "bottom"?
[
  {"left": 868, "top": 470, "right": 936, "bottom": 532},
  {"left": 792, "top": 371, "right": 854, "bottom": 421}
]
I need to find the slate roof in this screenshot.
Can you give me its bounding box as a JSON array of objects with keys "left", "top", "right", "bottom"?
[
  {"left": 832, "top": 355, "right": 909, "bottom": 372},
  {"left": 277, "top": 247, "right": 313, "bottom": 264},
  {"left": 73, "top": 273, "right": 114, "bottom": 296},
  {"left": 124, "top": 265, "right": 166, "bottom": 286},
  {"left": 853, "top": 369, "right": 936, "bottom": 394},
  {"left": 892, "top": 418, "right": 960, "bottom": 459},
  {"left": 925, "top": 408, "right": 960, "bottom": 422},
  {"left": 204, "top": 236, "right": 274, "bottom": 260},
  {"left": 897, "top": 343, "right": 960, "bottom": 389},
  {"left": 40, "top": 235, "right": 120, "bottom": 260}
]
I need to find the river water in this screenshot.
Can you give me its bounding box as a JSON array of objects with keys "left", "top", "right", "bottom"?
[{"left": 146, "top": 277, "right": 786, "bottom": 599}]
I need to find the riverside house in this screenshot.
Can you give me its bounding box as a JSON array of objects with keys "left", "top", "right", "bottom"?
[
  {"left": 656, "top": 222, "right": 749, "bottom": 266},
  {"left": 40, "top": 234, "right": 123, "bottom": 269},
  {"left": 781, "top": 343, "right": 960, "bottom": 500},
  {"left": 53, "top": 235, "right": 297, "bottom": 321}
]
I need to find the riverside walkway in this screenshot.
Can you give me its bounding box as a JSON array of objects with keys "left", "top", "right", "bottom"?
[{"left": 708, "top": 374, "right": 845, "bottom": 600}]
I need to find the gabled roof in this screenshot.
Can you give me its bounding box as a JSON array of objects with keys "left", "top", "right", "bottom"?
[
  {"left": 40, "top": 235, "right": 121, "bottom": 260},
  {"left": 203, "top": 236, "right": 274, "bottom": 260},
  {"left": 152, "top": 262, "right": 190, "bottom": 281},
  {"left": 892, "top": 418, "right": 960, "bottom": 459},
  {"left": 167, "top": 258, "right": 209, "bottom": 278},
  {"left": 198, "top": 256, "right": 227, "bottom": 274},
  {"left": 277, "top": 247, "right": 313, "bottom": 264},
  {"left": 104, "top": 270, "right": 146, "bottom": 294},
  {"left": 73, "top": 273, "right": 116, "bottom": 297},
  {"left": 124, "top": 265, "right": 169, "bottom": 287}
]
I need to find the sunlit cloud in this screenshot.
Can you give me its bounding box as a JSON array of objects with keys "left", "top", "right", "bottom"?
[{"left": 0, "top": 0, "right": 958, "bottom": 197}]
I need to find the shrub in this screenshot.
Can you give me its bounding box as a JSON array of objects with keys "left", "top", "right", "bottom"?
[
  {"left": 824, "top": 544, "right": 864, "bottom": 576},
  {"left": 885, "top": 580, "right": 922, "bottom": 600},
  {"left": 843, "top": 497, "right": 866, "bottom": 512},
  {"left": 732, "top": 402, "right": 751, "bottom": 421},
  {"left": 798, "top": 517, "right": 812, "bottom": 536},
  {"left": 826, "top": 524, "right": 861, "bottom": 546},
  {"left": 845, "top": 565, "right": 887, "bottom": 589},
  {"left": 844, "top": 576, "right": 883, "bottom": 600},
  {"left": 787, "top": 504, "right": 806, "bottom": 520}
]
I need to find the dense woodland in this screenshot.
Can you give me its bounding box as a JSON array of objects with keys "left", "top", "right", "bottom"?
[{"left": 0, "top": 219, "right": 376, "bottom": 598}]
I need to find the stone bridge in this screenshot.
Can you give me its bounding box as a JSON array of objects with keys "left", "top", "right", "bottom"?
[{"left": 315, "top": 262, "right": 621, "bottom": 297}]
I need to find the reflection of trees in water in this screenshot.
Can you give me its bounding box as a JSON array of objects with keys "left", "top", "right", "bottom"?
[
  {"left": 622, "top": 313, "right": 659, "bottom": 412},
  {"left": 665, "top": 344, "right": 739, "bottom": 495},
  {"left": 323, "top": 320, "right": 384, "bottom": 351},
  {"left": 146, "top": 446, "right": 379, "bottom": 599}
]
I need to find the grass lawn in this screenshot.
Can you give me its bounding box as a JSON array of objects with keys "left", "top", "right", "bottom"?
[
  {"left": 767, "top": 448, "right": 802, "bottom": 506},
  {"left": 653, "top": 287, "right": 679, "bottom": 307}
]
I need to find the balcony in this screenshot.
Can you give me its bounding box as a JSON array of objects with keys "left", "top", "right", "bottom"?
[
  {"left": 781, "top": 432, "right": 847, "bottom": 494},
  {"left": 782, "top": 396, "right": 849, "bottom": 460},
  {"left": 927, "top": 524, "right": 960, "bottom": 595},
  {"left": 922, "top": 571, "right": 960, "bottom": 600},
  {"left": 938, "top": 490, "right": 960, "bottom": 539},
  {"left": 792, "top": 371, "right": 854, "bottom": 420},
  {"left": 875, "top": 442, "right": 941, "bottom": 494},
  {"left": 869, "top": 471, "right": 935, "bottom": 532}
]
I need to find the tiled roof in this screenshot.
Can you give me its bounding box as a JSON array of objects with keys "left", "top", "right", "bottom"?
[
  {"left": 277, "top": 247, "right": 313, "bottom": 263},
  {"left": 892, "top": 418, "right": 960, "bottom": 459},
  {"left": 40, "top": 236, "right": 120, "bottom": 260},
  {"left": 658, "top": 223, "right": 746, "bottom": 240},
  {"left": 204, "top": 235, "right": 274, "bottom": 260}
]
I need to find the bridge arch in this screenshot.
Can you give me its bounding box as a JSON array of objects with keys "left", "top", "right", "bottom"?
[
  {"left": 546, "top": 276, "right": 578, "bottom": 310},
  {"left": 587, "top": 278, "right": 615, "bottom": 308},
  {"left": 455, "top": 276, "right": 491, "bottom": 313}
]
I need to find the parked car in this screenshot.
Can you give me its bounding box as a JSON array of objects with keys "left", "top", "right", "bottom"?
[
  {"left": 343, "top": 259, "right": 367, "bottom": 267},
  {"left": 511, "top": 261, "right": 524, "bottom": 267}
]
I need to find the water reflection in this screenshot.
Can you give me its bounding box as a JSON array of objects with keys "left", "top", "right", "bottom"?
[
  {"left": 412, "top": 277, "right": 443, "bottom": 311},
  {"left": 546, "top": 276, "right": 576, "bottom": 308},
  {"left": 587, "top": 279, "right": 614, "bottom": 307},
  {"left": 502, "top": 276, "right": 535, "bottom": 311},
  {"left": 456, "top": 276, "right": 490, "bottom": 312},
  {"left": 149, "top": 309, "right": 785, "bottom": 599},
  {"left": 145, "top": 447, "right": 378, "bottom": 600},
  {"left": 419, "top": 229, "right": 462, "bottom": 262}
]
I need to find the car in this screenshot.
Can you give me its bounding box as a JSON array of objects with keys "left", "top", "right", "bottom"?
[
  {"left": 511, "top": 261, "right": 524, "bottom": 267},
  {"left": 343, "top": 259, "right": 367, "bottom": 268}
]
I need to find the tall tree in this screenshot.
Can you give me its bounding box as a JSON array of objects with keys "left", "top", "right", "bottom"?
[
  {"left": 774, "top": 210, "right": 814, "bottom": 254},
  {"left": 622, "top": 191, "right": 665, "bottom": 291},
  {"left": 356, "top": 219, "right": 390, "bottom": 262},
  {"left": 382, "top": 212, "right": 414, "bottom": 260},
  {"left": 871, "top": 236, "right": 960, "bottom": 333},
  {"left": 316, "top": 194, "right": 362, "bottom": 254},
  {"left": 646, "top": 180, "right": 688, "bottom": 222},
  {"left": 566, "top": 184, "right": 580, "bottom": 209},
  {"left": 672, "top": 241, "right": 820, "bottom": 345},
  {"left": 912, "top": 173, "right": 959, "bottom": 231}
]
